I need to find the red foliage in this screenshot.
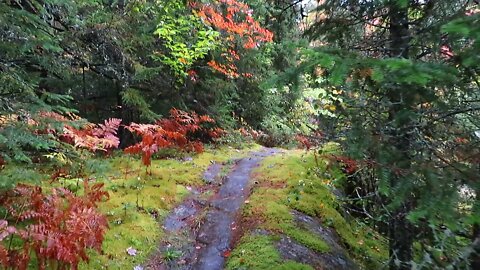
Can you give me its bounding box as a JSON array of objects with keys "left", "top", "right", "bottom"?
[
  {"left": 238, "top": 126, "right": 265, "bottom": 140},
  {"left": 330, "top": 155, "right": 359, "bottom": 175},
  {"left": 187, "top": 69, "right": 199, "bottom": 82},
  {"left": 296, "top": 135, "right": 312, "bottom": 150},
  {"left": 62, "top": 118, "right": 121, "bottom": 152},
  {"left": 29, "top": 112, "right": 121, "bottom": 153},
  {"left": 0, "top": 182, "right": 109, "bottom": 270},
  {"left": 125, "top": 109, "right": 223, "bottom": 167},
  {"left": 192, "top": 0, "right": 273, "bottom": 78}
]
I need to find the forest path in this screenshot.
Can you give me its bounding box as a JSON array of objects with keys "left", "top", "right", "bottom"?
[{"left": 145, "top": 147, "right": 280, "bottom": 270}]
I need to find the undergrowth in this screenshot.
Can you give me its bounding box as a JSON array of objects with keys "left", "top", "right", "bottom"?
[
  {"left": 77, "top": 144, "right": 260, "bottom": 269},
  {"left": 1, "top": 144, "right": 260, "bottom": 269}
]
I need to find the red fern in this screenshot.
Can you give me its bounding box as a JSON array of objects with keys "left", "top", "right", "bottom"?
[
  {"left": 62, "top": 118, "right": 121, "bottom": 152},
  {"left": 0, "top": 182, "right": 109, "bottom": 270},
  {"left": 27, "top": 112, "right": 121, "bottom": 153},
  {"left": 125, "top": 109, "right": 223, "bottom": 168}
]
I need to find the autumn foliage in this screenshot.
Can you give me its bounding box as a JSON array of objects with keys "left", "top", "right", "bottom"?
[
  {"left": 62, "top": 118, "right": 121, "bottom": 152},
  {"left": 125, "top": 109, "right": 224, "bottom": 167},
  {"left": 329, "top": 155, "right": 359, "bottom": 175},
  {"left": 191, "top": 0, "right": 273, "bottom": 78},
  {"left": 27, "top": 112, "right": 121, "bottom": 153},
  {"left": 0, "top": 182, "right": 109, "bottom": 270}
]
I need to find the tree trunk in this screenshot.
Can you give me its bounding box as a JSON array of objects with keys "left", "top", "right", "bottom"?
[{"left": 388, "top": 2, "right": 414, "bottom": 269}]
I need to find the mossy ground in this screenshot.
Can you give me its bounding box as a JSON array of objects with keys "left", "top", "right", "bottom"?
[
  {"left": 228, "top": 148, "right": 388, "bottom": 269},
  {"left": 2, "top": 143, "right": 261, "bottom": 270},
  {"left": 3, "top": 143, "right": 387, "bottom": 269},
  {"left": 226, "top": 234, "right": 314, "bottom": 270},
  {"left": 78, "top": 144, "right": 261, "bottom": 269}
]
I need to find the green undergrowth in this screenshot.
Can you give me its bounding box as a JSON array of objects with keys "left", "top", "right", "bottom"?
[
  {"left": 231, "top": 147, "right": 388, "bottom": 269},
  {"left": 77, "top": 144, "right": 261, "bottom": 269},
  {"left": 226, "top": 234, "right": 313, "bottom": 270},
  {"left": 2, "top": 143, "right": 261, "bottom": 269}
]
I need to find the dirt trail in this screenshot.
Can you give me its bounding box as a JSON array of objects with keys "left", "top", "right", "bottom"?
[{"left": 145, "top": 148, "right": 279, "bottom": 270}]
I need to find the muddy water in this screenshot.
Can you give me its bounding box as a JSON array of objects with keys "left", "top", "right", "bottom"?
[{"left": 146, "top": 148, "right": 279, "bottom": 270}]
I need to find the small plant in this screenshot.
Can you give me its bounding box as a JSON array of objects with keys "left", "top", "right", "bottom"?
[{"left": 163, "top": 248, "right": 182, "bottom": 261}]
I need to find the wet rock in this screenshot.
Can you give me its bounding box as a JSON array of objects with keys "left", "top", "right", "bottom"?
[
  {"left": 291, "top": 210, "right": 344, "bottom": 252},
  {"left": 202, "top": 163, "right": 223, "bottom": 184},
  {"left": 273, "top": 210, "right": 358, "bottom": 270},
  {"left": 193, "top": 149, "right": 281, "bottom": 270},
  {"left": 163, "top": 201, "right": 198, "bottom": 232}
]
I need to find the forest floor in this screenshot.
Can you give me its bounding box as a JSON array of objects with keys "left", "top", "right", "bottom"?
[
  {"left": 139, "top": 145, "right": 385, "bottom": 270},
  {"left": 65, "top": 143, "right": 388, "bottom": 269}
]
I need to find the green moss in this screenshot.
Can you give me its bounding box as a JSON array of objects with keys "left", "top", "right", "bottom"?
[
  {"left": 241, "top": 150, "right": 388, "bottom": 269},
  {"left": 80, "top": 211, "right": 160, "bottom": 269},
  {"left": 281, "top": 224, "right": 330, "bottom": 253},
  {"left": 226, "top": 234, "right": 315, "bottom": 270},
  {"left": 0, "top": 145, "right": 257, "bottom": 270},
  {"left": 255, "top": 199, "right": 330, "bottom": 253},
  {"left": 264, "top": 200, "right": 292, "bottom": 224},
  {"left": 80, "top": 145, "right": 262, "bottom": 269},
  {"left": 226, "top": 234, "right": 282, "bottom": 269}
]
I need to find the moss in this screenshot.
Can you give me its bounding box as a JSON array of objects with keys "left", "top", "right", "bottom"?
[
  {"left": 0, "top": 144, "right": 258, "bottom": 270},
  {"left": 241, "top": 150, "right": 388, "bottom": 269},
  {"left": 79, "top": 211, "right": 160, "bottom": 269},
  {"left": 281, "top": 224, "right": 330, "bottom": 253},
  {"left": 226, "top": 234, "right": 282, "bottom": 270},
  {"left": 226, "top": 234, "right": 315, "bottom": 270},
  {"left": 257, "top": 200, "right": 330, "bottom": 253},
  {"left": 79, "top": 145, "right": 262, "bottom": 269}
]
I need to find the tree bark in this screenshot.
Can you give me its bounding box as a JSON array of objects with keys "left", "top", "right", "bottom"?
[{"left": 388, "top": 2, "right": 414, "bottom": 270}]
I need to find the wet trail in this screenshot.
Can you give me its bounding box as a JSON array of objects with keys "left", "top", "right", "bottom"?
[{"left": 145, "top": 148, "right": 279, "bottom": 270}]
